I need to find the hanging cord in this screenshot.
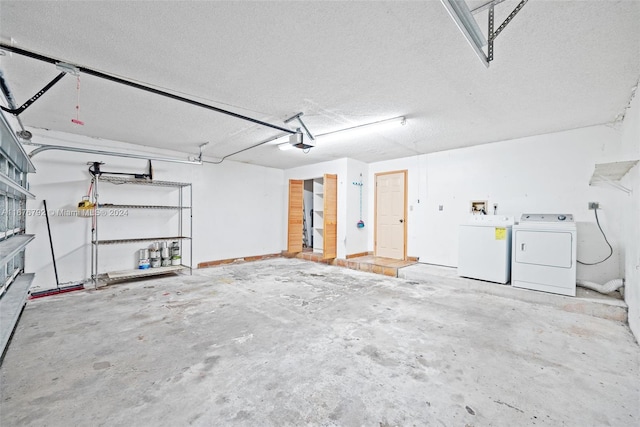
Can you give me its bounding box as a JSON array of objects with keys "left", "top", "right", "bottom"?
[
  {"left": 577, "top": 207, "right": 613, "bottom": 265},
  {"left": 72, "top": 75, "right": 84, "bottom": 125}
]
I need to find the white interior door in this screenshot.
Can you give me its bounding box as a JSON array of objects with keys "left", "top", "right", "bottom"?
[{"left": 375, "top": 171, "right": 406, "bottom": 259}]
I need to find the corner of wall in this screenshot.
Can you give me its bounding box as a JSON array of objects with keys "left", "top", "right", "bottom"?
[{"left": 619, "top": 80, "right": 640, "bottom": 343}]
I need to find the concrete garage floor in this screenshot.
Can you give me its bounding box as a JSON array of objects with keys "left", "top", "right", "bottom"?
[{"left": 1, "top": 258, "right": 638, "bottom": 426}]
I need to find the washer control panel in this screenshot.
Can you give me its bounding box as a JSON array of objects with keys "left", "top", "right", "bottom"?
[{"left": 520, "top": 213, "right": 574, "bottom": 223}]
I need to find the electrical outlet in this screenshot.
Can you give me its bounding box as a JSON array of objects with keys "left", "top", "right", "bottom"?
[{"left": 589, "top": 202, "right": 599, "bottom": 210}]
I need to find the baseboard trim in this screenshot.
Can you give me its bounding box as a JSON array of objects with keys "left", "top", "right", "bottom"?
[
  {"left": 198, "top": 253, "right": 281, "bottom": 269},
  {"left": 346, "top": 251, "right": 373, "bottom": 259}
]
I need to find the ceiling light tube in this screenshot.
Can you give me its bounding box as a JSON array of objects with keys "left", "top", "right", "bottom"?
[
  {"left": 275, "top": 116, "right": 407, "bottom": 151},
  {"left": 317, "top": 116, "right": 407, "bottom": 139},
  {"left": 277, "top": 141, "right": 295, "bottom": 151}
]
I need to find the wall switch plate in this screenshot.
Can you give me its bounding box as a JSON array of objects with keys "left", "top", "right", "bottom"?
[{"left": 589, "top": 202, "right": 599, "bottom": 210}]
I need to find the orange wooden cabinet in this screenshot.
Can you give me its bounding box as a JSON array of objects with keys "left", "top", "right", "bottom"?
[{"left": 287, "top": 174, "right": 337, "bottom": 259}]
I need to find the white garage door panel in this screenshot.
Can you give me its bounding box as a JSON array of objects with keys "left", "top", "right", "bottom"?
[{"left": 514, "top": 230, "right": 573, "bottom": 268}]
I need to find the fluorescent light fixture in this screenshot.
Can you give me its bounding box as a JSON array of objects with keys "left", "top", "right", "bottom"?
[
  {"left": 265, "top": 133, "right": 291, "bottom": 149},
  {"left": 278, "top": 141, "right": 295, "bottom": 151},
  {"left": 275, "top": 116, "right": 407, "bottom": 151},
  {"left": 440, "top": 0, "right": 489, "bottom": 67},
  {"left": 317, "top": 116, "right": 407, "bottom": 140}
]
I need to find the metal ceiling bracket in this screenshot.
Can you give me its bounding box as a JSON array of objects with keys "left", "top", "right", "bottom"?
[
  {"left": 284, "top": 112, "right": 315, "bottom": 141},
  {"left": 471, "top": 0, "right": 506, "bottom": 15},
  {"left": 0, "top": 70, "right": 32, "bottom": 139},
  {"left": 441, "top": 0, "right": 528, "bottom": 66},
  {"left": 492, "top": 0, "right": 528, "bottom": 39},
  {"left": 488, "top": 5, "right": 495, "bottom": 62},
  {"left": 487, "top": 0, "right": 528, "bottom": 62},
  {"left": 197, "top": 142, "right": 209, "bottom": 162},
  {"left": 0, "top": 72, "right": 66, "bottom": 116},
  {"left": 55, "top": 62, "right": 80, "bottom": 76}
]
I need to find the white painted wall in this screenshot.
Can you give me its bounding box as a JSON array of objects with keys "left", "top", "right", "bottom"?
[
  {"left": 367, "top": 154, "right": 428, "bottom": 260},
  {"left": 345, "top": 158, "right": 369, "bottom": 256},
  {"left": 617, "top": 89, "right": 640, "bottom": 341},
  {"left": 25, "top": 130, "right": 285, "bottom": 290},
  {"left": 368, "top": 125, "right": 627, "bottom": 285}
]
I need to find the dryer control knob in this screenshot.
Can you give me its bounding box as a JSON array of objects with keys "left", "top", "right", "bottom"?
[{"left": 558, "top": 215, "right": 566, "bottom": 221}]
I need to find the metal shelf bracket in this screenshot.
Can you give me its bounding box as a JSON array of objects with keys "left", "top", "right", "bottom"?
[
  {"left": 592, "top": 174, "right": 633, "bottom": 195},
  {"left": 589, "top": 160, "right": 638, "bottom": 195}
]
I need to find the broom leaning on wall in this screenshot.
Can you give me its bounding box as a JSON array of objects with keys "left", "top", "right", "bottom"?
[{"left": 29, "top": 200, "right": 84, "bottom": 299}]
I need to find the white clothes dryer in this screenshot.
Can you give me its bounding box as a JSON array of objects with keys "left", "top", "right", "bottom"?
[{"left": 511, "top": 214, "right": 577, "bottom": 296}]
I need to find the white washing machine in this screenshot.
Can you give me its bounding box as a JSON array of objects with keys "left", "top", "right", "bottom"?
[
  {"left": 458, "top": 215, "right": 515, "bottom": 284},
  {"left": 511, "top": 214, "right": 577, "bottom": 296}
]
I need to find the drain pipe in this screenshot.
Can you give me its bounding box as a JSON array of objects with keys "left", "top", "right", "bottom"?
[
  {"left": 28, "top": 143, "right": 205, "bottom": 165},
  {"left": 577, "top": 278, "right": 625, "bottom": 295}
]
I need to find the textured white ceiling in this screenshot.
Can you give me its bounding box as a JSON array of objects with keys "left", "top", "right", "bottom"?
[{"left": 0, "top": 0, "right": 638, "bottom": 169}]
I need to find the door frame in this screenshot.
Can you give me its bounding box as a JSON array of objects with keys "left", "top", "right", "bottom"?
[{"left": 374, "top": 170, "right": 408, "bottom": 260}]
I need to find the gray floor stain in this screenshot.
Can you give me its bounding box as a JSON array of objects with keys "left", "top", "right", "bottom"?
[
  {"left": 92, "top": 361, "right": 111, "bottom": 370},
  {"left": 203, "top": 355, "right": 220, "bottom": 370},
  {"left": 232, "top": 410, "right": 251, "bottom": 420},
  {"left": 357, "top": 345, "right": 399, "bottom": 367}
]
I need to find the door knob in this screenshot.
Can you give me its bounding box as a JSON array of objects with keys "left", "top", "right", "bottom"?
[{"left": 399, "top": 219, "right": 404, "bottom": 223}]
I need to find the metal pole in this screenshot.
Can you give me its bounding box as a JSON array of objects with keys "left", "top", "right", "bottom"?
[
  {"left": 42, "top": 200, "right": 60, "bottom": 289},
  {"left": 93, "top": 177, "right": 99, "bottom": 288},
  {"left": 90, "top": 178, "right": 95, "bottom": 287},
  {"left": 29, "top": 144, "right": 203, "bottom": 165},
  {"left": 179, "top": 184, "right": 183, "bottom": 268}
]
